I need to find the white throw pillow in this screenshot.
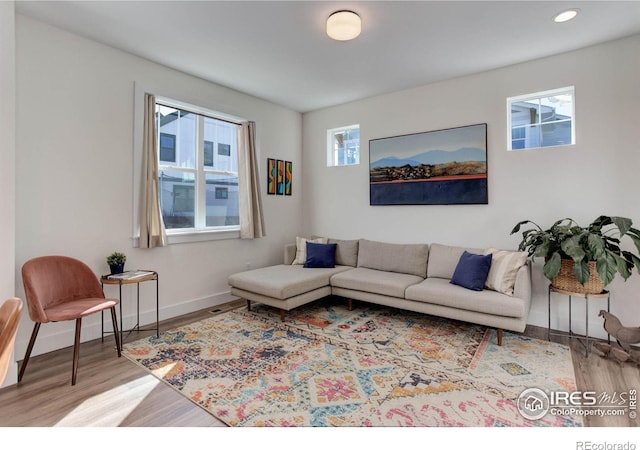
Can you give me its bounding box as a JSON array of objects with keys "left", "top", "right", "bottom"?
[
  {"left": 292, "top": 236, "right": 328, "bottom": 265},
  {"left": 483, "top": 247, "right": 528, "bottom": 296}
]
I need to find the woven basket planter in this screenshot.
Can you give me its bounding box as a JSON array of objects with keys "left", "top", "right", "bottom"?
[{"left": 551, "top": 259, "right": 604, "bottom": 294}]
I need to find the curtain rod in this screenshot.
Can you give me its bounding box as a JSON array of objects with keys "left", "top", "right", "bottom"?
[{"left": 155, "top": 100, "right": 243, "bottom": 126}]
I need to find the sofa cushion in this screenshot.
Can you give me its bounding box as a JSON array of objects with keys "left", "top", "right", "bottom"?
[
  {"left": 427, "top": 243, "right": 483, "bottom": 279},
  {"left": 330, "top": 267, "right": 424, "bottom": 298},
  {"left": 483, "top": 247, "right": 529, "bottom": 296},
  {"left": 357, "top": 239, "right": 428, "bottom": 278},
  {"left": 405, "top": 278, "right": 526, "bottom": 318},
  {"left": 304, "top": 242, "right": 337, "bottom": 268},
  {"left": 292, "top": 236, "right": 328, "bottom": 265},
  {"left": 328, "top": 238, "right": 359, "bottom": 267},
  {"left": 450, "top": 251, "right": 492, "bottom": 291},
  {"left": 228, "top": 264, "right": 351, "bottom": 300}
]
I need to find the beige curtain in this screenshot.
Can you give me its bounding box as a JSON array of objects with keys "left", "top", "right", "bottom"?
[
  {"left": 139, "top": 93, "right": 167, "bottom": 248},
  {"left": 237, "top": 121, "right": 266, "bottom": 239}
]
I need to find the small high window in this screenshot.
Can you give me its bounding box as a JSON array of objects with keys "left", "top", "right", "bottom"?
[
  {"left": 507, "top": 87, "right": 575, "bottom": 151},
  {"left": 327, "top": 124, "right": 360, "bottom": 166}
]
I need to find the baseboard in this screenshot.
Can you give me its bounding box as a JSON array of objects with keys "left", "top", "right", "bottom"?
[
  {"left": 13, "top": 290, "right": 239, "bottom": 361},
  {"left": 528, "top": 308, "right": 611, "bottom": 341},
  {"left": 159, "top": 291, "right": 238, "bottom": 320}
]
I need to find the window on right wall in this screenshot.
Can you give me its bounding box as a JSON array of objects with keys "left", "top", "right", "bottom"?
[
  {"left": 327, "top": 124, "right": 360, "bottom": 166},
  {"left": 507, "top": 86, "right": 575, "bottom": 151}
]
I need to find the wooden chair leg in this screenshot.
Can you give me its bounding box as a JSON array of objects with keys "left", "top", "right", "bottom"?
[
  {"left": 246, "top": 299, "right": 252, "bottom": 311},
  {"left": 497, "top": 328, "right": 503, "bottom": 346},
  {"left": 71, "top": 318, "right": 83, "bottom": 385},
  {"left": 18, "top": 322, "right": 41, "bottom": 382},
  {"left": 110, "top": 307, "right": 122, "bottom": 356}
]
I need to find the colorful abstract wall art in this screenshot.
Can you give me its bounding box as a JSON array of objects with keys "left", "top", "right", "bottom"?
[
  {"left": 285, "top": 161, "right": 292, "bottom": 195},
  {"left": 267, "top": 158, "right": 292, "bottom": 196},
  {"left": 276, "top": 159, "right": 285, "bottom": 195},
  {"left": 267, "top": 158, "right": 276, "bottom": 195}
]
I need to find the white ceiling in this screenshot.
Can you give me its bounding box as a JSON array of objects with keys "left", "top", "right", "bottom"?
[{"left": 15, "top": 0, "right": 640, "bottom": 113}]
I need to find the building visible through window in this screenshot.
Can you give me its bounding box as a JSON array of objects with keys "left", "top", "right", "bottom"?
[
  {"left": 218, "top": 143, "right": 231, "bottom": 156},
  {"left": 327, "top": 125, "right": 360, "bottom": 166},
  {"left": 156, "top": 102, "right": 240, "bottom": 230},
  {"left": 215, "top": 187, "right": 228, "bottom": 199},
  {"left": 159, "top": 133, "right": 176, "bottom": 162},
  {"left": 507, "top": 87, "right": 574, "bottom": 151},
  {"left": 204, "top": 140, "right": 214, "bottom": 167}
]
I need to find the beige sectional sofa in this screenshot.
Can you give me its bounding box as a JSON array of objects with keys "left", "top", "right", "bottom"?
[{"left": 228, "top": 238, "right": 531, "bottom": 345}]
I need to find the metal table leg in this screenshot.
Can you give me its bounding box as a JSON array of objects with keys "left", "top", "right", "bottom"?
[
  {"left": 585, "top": 293, "right": 589, "bottom": 357},
  {"left": 119, "top": 282, "right": 123, "bottom": 348},
  {"left": 547, "top": 285, "right": 551, "bottom": 341},
  {"left": 156, "top": 275, "right": 159, "bottom": 337},
  {"left": 568, "top": 293, "right": 572, "bottom": 336}
]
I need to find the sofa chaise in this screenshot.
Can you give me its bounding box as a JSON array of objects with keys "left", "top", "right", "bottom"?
[{"left": 228, "top": 237, "right": 531, "bottom": 345}]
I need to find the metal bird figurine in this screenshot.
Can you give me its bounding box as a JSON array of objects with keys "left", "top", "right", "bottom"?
[{"left": 598, "top": 310, "right": 640, "bottom": 352}]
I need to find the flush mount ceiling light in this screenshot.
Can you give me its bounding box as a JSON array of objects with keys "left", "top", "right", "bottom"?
[
  {"left": 554, "top": 8, "right": 579, "bottom": 23},
  {"left": 326, "top": 10, "right": 361, "bottom": 41}
]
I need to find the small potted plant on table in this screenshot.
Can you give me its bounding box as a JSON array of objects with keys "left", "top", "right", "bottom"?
[
  {"left": 511, "top": 215, "right": 640, "bottom": 294},
  {"left": 106, "top": 251, "right": 127, "bottom": 275}
]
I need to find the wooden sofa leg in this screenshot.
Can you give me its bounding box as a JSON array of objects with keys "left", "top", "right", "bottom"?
[
  {"left": 348, "top": 298, "right": 353, "bottom": 311},
  {"left": 246, "top": 299, "right": 252, "bottom": 311},
  {"left": 279, "top": 309, "right": 286, "bottom": 322},
  {"left": 497, "top": 328, "right": 503, "bottom": 346}
]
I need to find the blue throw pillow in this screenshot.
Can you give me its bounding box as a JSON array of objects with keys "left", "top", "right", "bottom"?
[
  {"left": 450, "top": 251, "right": 493, "bottom": 291},
  {"left": 304, "top": 242, "right": 337, "bottom": 268}
]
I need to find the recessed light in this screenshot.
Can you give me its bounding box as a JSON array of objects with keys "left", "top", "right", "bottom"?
[{"left": 554, "top": 9, "right": 579, "bottom": 23}]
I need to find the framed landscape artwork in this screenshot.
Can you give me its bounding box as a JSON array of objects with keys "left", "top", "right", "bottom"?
[{"left": 369, "top": 123, "right": 488, "bottom": 205}]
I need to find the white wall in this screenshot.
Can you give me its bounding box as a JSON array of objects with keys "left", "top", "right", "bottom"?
[
  {"left": 302, "top": 34, "right": 640, "bottom": 340},
  {"left": 0, "top": 2, "right": 17, "bottom": 387},
  {"left": 14, "top": 15, "right": 303, "bottom": 359}
]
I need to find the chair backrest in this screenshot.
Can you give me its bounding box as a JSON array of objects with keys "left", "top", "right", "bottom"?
[
  {"left": 22, "top": 256, "right": 104, "bottom": 323},
  {"left": 0, "top": 297, "right": 23, "bottom": 386}
]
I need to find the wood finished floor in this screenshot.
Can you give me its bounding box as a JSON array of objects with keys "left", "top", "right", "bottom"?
[{"left": 0, "top": 298, "right": 638, "bottom": 427}]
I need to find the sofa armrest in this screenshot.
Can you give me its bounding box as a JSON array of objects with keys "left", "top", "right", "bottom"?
[
  {"left": 513, "top": 261, "right": 532, "bottom": 301},
  {"left": 284, "top": 243, "right": 296, "bottom": 265}
]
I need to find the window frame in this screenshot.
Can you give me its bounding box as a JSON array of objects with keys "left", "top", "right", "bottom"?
[
  {"left": 133, "top": 82, "right": 247, "bottom": 246},
  {"left": 507, "top": 86, "right": 575, "bottom": 151},
  {"left": 327, "top": 124, "right": 360, "bottom": 167},
  {"left": 156, "top": 99, "right": 241, "bottom": 233}
]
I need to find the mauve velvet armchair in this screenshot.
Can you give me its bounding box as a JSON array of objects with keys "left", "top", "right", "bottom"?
[
  {"left": 19, "top": 256, "right": 121, "bottom": 386},
  {"left": 0, "top": 297, "right": 23, "bottom": 386}
]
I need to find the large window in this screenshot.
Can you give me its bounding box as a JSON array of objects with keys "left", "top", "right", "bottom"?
[
  {"left": 156, "top": 102, "right": 240, "bottom": 231},
  {"left": 507, "top": 87, "right": 575, "bottom": 151},
  {"left": 327, "top": 124, "right": 360, "bottom": 166}
]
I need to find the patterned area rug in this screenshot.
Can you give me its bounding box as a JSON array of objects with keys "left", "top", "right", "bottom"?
[{"left": 122, "top": 298, "right": 582, "bottom": 427}]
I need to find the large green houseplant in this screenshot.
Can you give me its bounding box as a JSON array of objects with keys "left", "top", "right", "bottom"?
[{"left": 511, "top": 215, "right": 640, "bottom": 290}]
